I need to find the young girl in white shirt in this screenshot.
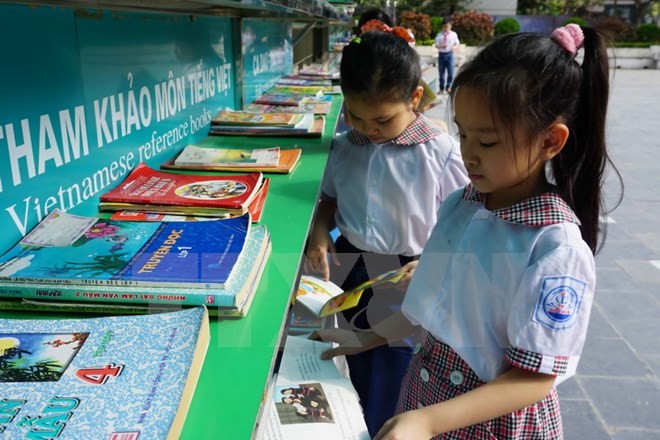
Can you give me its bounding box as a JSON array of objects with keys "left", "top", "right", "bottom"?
[
  {"left": 304, "top": 26, "right": 468, "bottom": 436},
  {"left": 316, "top": 24, "right": 622, "bottom": 439}
]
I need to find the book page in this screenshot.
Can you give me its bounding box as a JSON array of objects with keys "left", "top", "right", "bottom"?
[{"left": 259, "top": 336, "right": 369, "bottom": 440}]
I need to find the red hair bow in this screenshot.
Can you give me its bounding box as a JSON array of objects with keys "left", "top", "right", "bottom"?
[{"left": 360, "top": 19, "right": 415, "bottom": 44}]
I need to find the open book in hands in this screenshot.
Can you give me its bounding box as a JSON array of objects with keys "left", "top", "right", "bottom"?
[
  {"left": 258, "top": 336, "right": 369, "bottom": 440},
  {"left": 296, "top": 270, "right": 406, "bottom": 318}
]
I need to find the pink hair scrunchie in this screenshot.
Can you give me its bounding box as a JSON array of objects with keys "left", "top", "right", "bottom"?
[{"left": 550, "top": 24, "right": 584, "bottom": 56}]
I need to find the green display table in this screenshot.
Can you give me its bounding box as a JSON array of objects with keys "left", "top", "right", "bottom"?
[{"left": 0, "top": 96, "right": 343, "bottom": 439}]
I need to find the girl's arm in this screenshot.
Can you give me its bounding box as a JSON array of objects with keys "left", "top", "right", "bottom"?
[
  {"left": 304, "top": 199, "right": 338, "bottom": 280},
  {"left": 315, "top": 311, "right": 419, "bottom": 359},
  {"left": 374, "top": 366, "right": 556, "bottom": 440}
]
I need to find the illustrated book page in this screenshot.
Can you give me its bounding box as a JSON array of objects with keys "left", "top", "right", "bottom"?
[
  {"left": 0, "top": 209, "right": 250, "bottom": 289},
  {"left": 259, "top": 336, "right": 369, "bottom": 440},
  {"left": 0, "top": 306, "right": 210, "bottom": 439},
  {"left": 297, "top": 269, "right": 405, "bottom": 317}
]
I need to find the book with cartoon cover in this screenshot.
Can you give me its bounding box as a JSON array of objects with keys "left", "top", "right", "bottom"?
[
  {"left": 0, "top": 306, "right": 209, "bottom": 439},
  {"left": 98, "top": 163, "right": 263, "bottom": 216}
]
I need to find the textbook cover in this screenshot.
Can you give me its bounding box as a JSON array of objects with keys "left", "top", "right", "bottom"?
[
  {"left": 98, "top": 163, "right": 263, "bottom": 216},
  {"left": 0, "top": 306, "right": 210, "bottom": 439},
  {"left": 0, "top": 224, "right": 270, "bottom": 310},
  {"left": 0, "top": 209, "right": 250, "bottom": 289}
]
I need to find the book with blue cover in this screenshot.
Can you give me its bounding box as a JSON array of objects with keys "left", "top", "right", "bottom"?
[
  {"left": 0, "top": 224, "right": 270, "bottom": 311},
  {"left": 0, "top": 209, "right": 250, "bottom": 289},
  {"left": 0, "top": 306, "right": 209, "bottom": 439}
]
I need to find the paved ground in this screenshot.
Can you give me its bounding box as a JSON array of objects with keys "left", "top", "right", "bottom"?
[{"left": 425, "top": 68, "right": 660, "bottom": 439}]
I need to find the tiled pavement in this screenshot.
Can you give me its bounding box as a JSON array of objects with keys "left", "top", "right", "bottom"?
[{"left": 425, "top": 69, "right": 660, "bottom": 439}]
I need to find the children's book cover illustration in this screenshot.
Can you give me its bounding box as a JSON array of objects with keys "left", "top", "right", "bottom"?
[
  {"left": 0, "top": 306, "right": 209, "bottom": 439},
  {"left": 99, "top": 163, "right": 263, "bottom": 215}
]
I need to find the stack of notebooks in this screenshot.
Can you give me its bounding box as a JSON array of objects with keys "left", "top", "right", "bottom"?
[{"left": 0, "top": 209, "right": 271, "bottom": 318}]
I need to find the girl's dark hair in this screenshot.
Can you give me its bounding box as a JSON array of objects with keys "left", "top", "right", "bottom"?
[
  {"left": 450, "top": 27, "right": 622, "bottom": 253},
  {"left": 356, "top": 8, "right": 394, "bottom": 34},
  {"left": 340, "top": 31, "right": 421, "bottom": 104}
]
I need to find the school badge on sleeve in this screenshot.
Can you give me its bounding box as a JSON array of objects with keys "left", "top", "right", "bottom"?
[{"left": 534, "top": 276, "right": 587, "bottom": 330}]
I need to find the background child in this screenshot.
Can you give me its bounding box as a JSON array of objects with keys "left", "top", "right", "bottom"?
[
  {"left": 304, "top": 29, "right": 468, "bottom": 436},
  {"left": 434, "top": 20, "right": 460, "bottom": 93},
  {"left": 316, "top": 24, "right": 622, "bottom": 439}
]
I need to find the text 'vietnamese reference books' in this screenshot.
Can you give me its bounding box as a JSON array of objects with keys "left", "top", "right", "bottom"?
[
  {"left": 162, "top": 145, "right": 301, "bottom": 174},
  {"left": 0, "top": 210, "right": 271, "bottom": 313},
  {"left": 256, "top": 335, "right": 369, "bottom": 440},
  {"left": 99, "top": 162, "right": 264, "bottom": 217},
  {"left": 296, "top": 270, "right": 405, "bottom": 318},
  {"left": 0, "top": 209, "right": 249, "bottom": 289},
  {"left": 0, "top": 306, "right": 209, "bottom": 439}
]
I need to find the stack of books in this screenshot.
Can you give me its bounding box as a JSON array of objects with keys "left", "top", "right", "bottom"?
[
  {"left": 296, "top": 64, "right": 340, "bottom": 81},
  {"left": 98, "top": 162, "right": 269, "bottom": 219},
  {"left": 162, "top": 145, "right": 302, "bottom": 175},
  {"left": 276, "top": 75, "right": 332, "bottom": 87},
  {"left": 208, "top": 108, "right": 324, "bottom": 137},
  {"left": 0, "top": 209, "right": 271, "bottom": 318}
]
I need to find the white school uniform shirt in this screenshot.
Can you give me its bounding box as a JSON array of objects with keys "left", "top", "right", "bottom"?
[
  {"left": 434, "top": 30, "right": 460, "bottom": 53},
  {"left": 321, "top": 114, "right": 468, "bottom": 257},
  {"left": 402, "top": 185, "right": 596, "bottom": 384}
]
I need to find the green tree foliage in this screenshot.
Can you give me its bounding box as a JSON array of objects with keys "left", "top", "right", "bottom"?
[
  {"left": 494, "top": 17, "right": 521, "bottom": 35},
  {"left": 636, "top": 23, "right": 660, "bottom": 42},
  {"left": 451, "top": 10, "right": 495, "bottom": 45},
  {"left": 430, "top": 16, "right": 444, "bottom": 36},
  {"left": 399, "top": 10, "right": 432, "bottom": 40},
  {"left": 564, "top": 16, "right": 588, "bottom": 26}
]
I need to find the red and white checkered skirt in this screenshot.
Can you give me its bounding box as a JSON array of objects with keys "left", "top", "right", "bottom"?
[{"left": 395, "top": 332, "right": 563, "bottom": 439}]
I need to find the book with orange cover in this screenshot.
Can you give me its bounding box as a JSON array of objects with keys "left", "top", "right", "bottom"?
[
  {"left": 99, "top": 162, "right": 263, "bottom": 217},
  {"left": 162, "top": 146, "right": 301, "bottom": 174}
]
